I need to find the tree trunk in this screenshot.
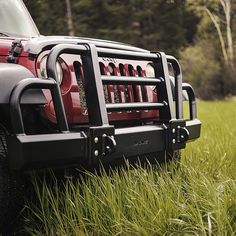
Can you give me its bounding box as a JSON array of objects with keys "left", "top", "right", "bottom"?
[
  {"left": 65, "top": 0, "right": 74, "bottom": 36},
  {"left": 205, "top": 0, "right": 235, "bottom": 94}
]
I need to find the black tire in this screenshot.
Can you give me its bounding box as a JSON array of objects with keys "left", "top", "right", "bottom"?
[{"left": 0, "top": 132, "right": 24, "bottom": 234}]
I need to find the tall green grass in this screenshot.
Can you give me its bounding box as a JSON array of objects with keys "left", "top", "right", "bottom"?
[{"left": 23, "top": 101, "right": 236, "bottom": 235}]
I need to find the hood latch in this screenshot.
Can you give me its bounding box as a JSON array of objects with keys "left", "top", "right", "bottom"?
[{"left": 6, "top": 40, "right": 23, "bottom": 63}]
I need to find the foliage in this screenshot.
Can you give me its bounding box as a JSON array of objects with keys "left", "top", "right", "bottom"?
[
  {"left": 24, "top": 0, "right": 68, "bottom": 35},
  {"left": 23, "top": 0, "right": 236, "bottom": 98},
  {"left": 179, "top": 40, "right": 223, "bottom": 99},
  {"left": 21, "top": 101, "right": 236, "bottom": 235},
  {"left": 187, "top": 0, "right": 236, "bottom": 96},
  {"left": 24, "top": 0, "right": 198, "bottom": 55},
  {"left": 74, "top": 0, "right": 190, "bottom": 55}
]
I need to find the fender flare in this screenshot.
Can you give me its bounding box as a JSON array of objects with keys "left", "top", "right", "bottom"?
[{"left": 0, "top": 63, "right": 46, "bottom": 105}]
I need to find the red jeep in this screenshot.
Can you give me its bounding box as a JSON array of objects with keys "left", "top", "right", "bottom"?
[{"left": 0, "top": 0, "right": 200, "bottom": 231}]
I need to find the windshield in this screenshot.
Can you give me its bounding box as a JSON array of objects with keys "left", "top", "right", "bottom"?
[{"left": 0, "top": 0, "right": 39, "bottom": 38}]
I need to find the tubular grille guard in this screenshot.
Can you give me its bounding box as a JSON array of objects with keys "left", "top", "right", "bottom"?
[
  {"left": 46, "top": 43, "right": 181, "bottom": 125},
  {"left": 7, "top": 43, "right": 201, "bottom": 170}
]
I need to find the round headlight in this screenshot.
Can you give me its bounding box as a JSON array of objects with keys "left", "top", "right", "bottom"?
[
  {"left": 39, "top": 56, "right": 63, "bottom": 85},
  {"left": 146, "top": 63, "right": 156, "bottom": 91},
  {"left": 146, "top": 63, "right": 155, "bottom": 78}
]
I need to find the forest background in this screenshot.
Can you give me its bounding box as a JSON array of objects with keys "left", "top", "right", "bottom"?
[{"left": 24, "top": 0, "right": 236, "bottom": 100}]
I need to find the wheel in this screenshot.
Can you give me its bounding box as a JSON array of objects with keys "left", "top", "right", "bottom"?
[{"left": 0, "top": 131, "right": 24, "bottom": 234}]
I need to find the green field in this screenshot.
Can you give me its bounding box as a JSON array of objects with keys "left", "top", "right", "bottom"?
[{"left": 23, "top": 101, "right": 236, "bottom": 236}]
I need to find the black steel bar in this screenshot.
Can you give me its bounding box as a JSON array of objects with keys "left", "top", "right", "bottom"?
[
  {"left": 182, "top": 83, "right": 197, "bottom": 120},
  {"left": 101, "top": 76, "right": 162, "bottom": 85},
  {"left": 97, "top": 47, "right": 159, "bottom": 61},
  {"left": 9, "top": 78, "right": 69, "bottom": 134},
  {"left": 166, "top": 55, "right": 183, "bottom": 119},
  {"left": 154, "top": 52, "right": 175, "bottom": 120},
  {"left": 106, "top": 102, "right": 165, "bottom": 112},
  {"left": 81, "top": 43, "right": 109, "bottom": 126},
  {"left": 46, "top": 44, "right": 159, "bottom": 72}
]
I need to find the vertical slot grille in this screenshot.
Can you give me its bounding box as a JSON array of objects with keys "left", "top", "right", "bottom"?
[
  {"left": 137, "top": 65, "right": 148, "bottom": 102},
  {"left": 99, "top": 62, "right": 110, "bottom": 103},
  {"left": 119, "top": 63, "right": 129, "bottom": 103},
  {"left": 108, "top": 63, "right": 120, "bottom": 103},
  {"left": 74, "top": 61, "right": 87, "bottom": 109},
  {"left": 74, "top": 60, "right": 154, "bottom": 113}
]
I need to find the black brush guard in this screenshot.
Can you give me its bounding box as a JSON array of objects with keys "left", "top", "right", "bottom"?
[{"left": 6, "top": 44, "right": 201, "bottom": 171}]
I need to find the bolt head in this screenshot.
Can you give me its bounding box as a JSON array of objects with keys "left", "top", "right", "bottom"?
[
  {"left": 94, "top": 137, "right": 99, "bottom": 143},
  {"left": 172, "top": 139, "right": 176, "bottom": 144},
  {"left": 94, "top": 150, "right": 99, "bottom": 156},
  {"left": 172, "top": 128, "right": 176, "bottom": 134}
]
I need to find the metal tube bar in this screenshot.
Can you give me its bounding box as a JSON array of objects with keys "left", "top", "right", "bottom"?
[
  {"left": 182, "top": 83, "right": 197, "bottom": 120},
  {"left": 46, "top": 44, "right": 88, "bottom": 83},
  {"left": 81, "top": 44, "right": 109, "bottom": 126},
  {"left": 166, "top": 55, "right": 183, "bottom": 119},
  {"left": 154, "top": 52, "right": 175, "bottom": 120},
  {"left": 9, "top": 78, "right": 69, "bottom": 134},
  {"left": 97, "top": 47, "right": 159, "bottom": 61},
  {"left": 101, "top": 76, "right": 162, "bottom": 85},
  {"left": 106, "top": 102, "right": 165, "bottom": 112}
]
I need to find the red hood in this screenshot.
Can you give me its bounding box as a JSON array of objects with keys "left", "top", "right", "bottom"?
[
  {"left": 0, "top": 35, "right": 149, "bottom": 58},
  {"left": 25, "top": 36, "right": 149, "bottom": 55}
]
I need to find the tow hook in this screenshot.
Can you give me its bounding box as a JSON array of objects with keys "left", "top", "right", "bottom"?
[
  {"left": 102, "top": 134, "right": 116, "bottom": 155},
  {"left": 178, "top": 127, "right": 189, "bottom": 143},
  {"left": 168, "top": 120, "right": 189, "bottom": 150},
  {"left": 89, "top": 126, "right": 116, "bottom": 163}
]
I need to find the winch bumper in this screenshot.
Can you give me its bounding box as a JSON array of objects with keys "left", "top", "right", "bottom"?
[{"left": 7, "top": 119, "right": 200, "bottom": 171}]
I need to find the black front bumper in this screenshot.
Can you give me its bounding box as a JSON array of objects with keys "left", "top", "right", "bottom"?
[{"left": 7, "top": 119, "right": 200, "bottom": 171}]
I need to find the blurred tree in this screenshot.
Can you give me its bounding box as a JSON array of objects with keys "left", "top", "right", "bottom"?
[
  {"left": 65, "top": 0, "right": 75, "bottom": 36},
  {"left": 24, "top": 0, "right": 198, "bottom": 56},
  {"left": 180, "top": 40, "right": 222, "bottom": 99},
  {"left": 188, "top": 0, "right": 236, "bottom": 95},
  {"left": 24, "top": 0, "right": 68, "bottom": 35},
  {"left": 74, "top": 0, "right": 198, "bottom": 55}
]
